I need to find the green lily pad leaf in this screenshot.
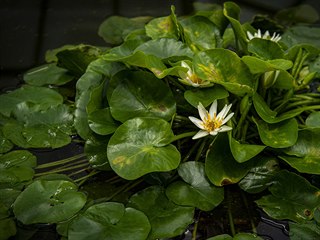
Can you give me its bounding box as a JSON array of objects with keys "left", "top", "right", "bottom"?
[
  {"left": 253, "top": 93, "right": 304, "bottom": 123},
  {"left": 207, "top": 233, "right": 264, "bottom": 240},
  {"left": 145, "top": 16, "right": 178, "bottom": 40},
  {"left": 0, "top": 129, "right": 13, "bottom": 154},
  {"left": 281, "top": 26, "right": 320, "bottom": 49},
  {"left": 184, "top": 85, "right": 229, "bottom": 108},
  {"left": 248, "top": 38, "right": 284, "bottom": 60},
  {"left": 135, "top": 38, "right": 193, "bottom": 61},
  {"left": 289, "top": 221, "right": 320, "bottom": 240},
  {"left": 109, "top": 70, "right": 176, "bottom": 122},
  {"left": 68, "top": 202, "right": 150, "bottom": 240},
  {"left": 306, "top": 112, "right": 320, "bottom": 128},
  {"left": 242, "top": 56, "right": 293, "bottom": 74},
  {"left": 56, "top": 44, "right": 102, "bottom": 77},
  {"left": 13, "top": 178, "right": 87, "bottom": 224},
  {"left": 229, "top": 135, "right": 266, "bottom": 163},
  {"left": 0, "top": 218, "right": 16, "bottom": 240},
  {"left": 256, "top": 170, "right": 320, "bottom": 222},
  {"left": 194, "top": 49, "right": 254, "bottom": 96},
  {"left": 205, "top": 133, "right": 253, "bottom": 186},
  {"left": 253, "top": 118, "right": 298, "bottom": 148},
  {"left": 85, "top": 134, "right": 111, "bottom": 171},
  {"left": 280, "top": 128, "right": 320, "bottom": 174},
  {"left": 180, "top": 15, "right": 222, "bottom": 51},
  {"left": 99, "top": 16, "right": 149, "bottom": 45},
  {"left": 23, "top": 63, "right": 74, "bottom": 86},
  {"left": 88, "top": 108, "right": 118, "bottom": 135},
  {"left": 166, "top": 162, "right": 224, "bottom": 211},
  {"left": 2, "top": 122, "right": 33, "bottom": 149},
  {"left": 223, "top": 2, "right": 248, "bottom": 51},
  {"left": 128, "top": 185, "right": 194, "bottom": 239},
  {"left": 239, "top": 156, "right": 280, "bottom": 193},
  {"left": 11, "top": 103, "right": 74, "bottom": 148},
  {"left": 75, "top": 59, "right": 123, "bottom": 139},
  {"left": 272, "top": 70, "right": 294, "bottom": 89},
  {"left": 0, "top": 85, "right": 63, "bottom": 117},
  {"left": 0, "top": 188, "right": 21, "bottom": 209},
  {"left": 0, "top": 150, "right": 36, "bottom": 188},
  {"left": 107, "top": 117, "right": 180, "bottom": 180}
]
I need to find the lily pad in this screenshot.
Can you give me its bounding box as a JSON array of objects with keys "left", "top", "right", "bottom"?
[
  {"left": 23, "top": 63, "right": 74, "bottom": 86},
  {"left": 184, "top": 85, "right": 229, "bottom": 108},
  {"left": 0, "top": 85, "right": 63, "bottom": 117},
  {"left": 13, "top": 178, "right": 87, "bottom": 224},
  {"left": 256, "top": 170, "right": 320, "bottom": 222},
  {"left": 205, "top": 133, "right": 253, "bottom": 186},
  {"left": 88, "top": 108, "right": 118, "bottom": 135},
  {"left": 0, "top": 218, "right": 16, "bottom": 240},
  {"left": 254, "top": 118, "right": 298, "bottom": 148},
  {"left": 145, "top": 16, "right": 178, "bottom": 40},
  {"left": 306, "top": 112, "right": 320, "bottom": 128},
  {"left": 207, "top": 233, "right": 263, "bottom": 240},
  {"left": 194, "top": 49, "right": 254, "bottom": 96},
  {"left": 239, "top": 156, "right": 280, "bottom": 193},
  {"left": 289, "top": 221, "right": 320, "bottom": 240},
  {"left": 0, "top": 150, "right": 36, "bottom": 188},
  {"left": 248, "top": 38, "right": 284, "bottom": 60},
  {"left": 68, "top": 202, "right": 151, "bottom": 240},
  {"left": 0, "top": 129, "right": 13, "bottom": 154},
  {"left": 280, "top": 128, "right": 320, "bottom": 174},
  {"left": 166, "top": 162, "right": 224, "bottom": 211},
  {"left": 128, "top": 185, "right": 194, "bottom": 239},
  {"left": 109, "top": 70, "right": 176, "bottom": 122},
  {"left": 107, "top": 117, "right": 180, "bottom": 180}
]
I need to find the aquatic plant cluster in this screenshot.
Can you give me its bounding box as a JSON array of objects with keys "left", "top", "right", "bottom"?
[{"left": 0, "top": 1, "right": 320, "bottom": 239}]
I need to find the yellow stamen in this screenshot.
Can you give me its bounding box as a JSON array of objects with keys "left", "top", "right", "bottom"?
[
  {"left": 190, "top": 74, "right": 202, "bottom": 84},
  {"left": 202, "top": 113, "right": 223, "bottom": 132}
]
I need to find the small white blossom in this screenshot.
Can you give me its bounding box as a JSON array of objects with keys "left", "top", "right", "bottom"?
[
  {"left": 189, "top": 100, "right": 234, "bottom": 139},
  {"left": 247, "top": 29, "right": 281, "bottom": 42},
  {"left": 179, "top": 61, "right": 212, "bottom": 87}
]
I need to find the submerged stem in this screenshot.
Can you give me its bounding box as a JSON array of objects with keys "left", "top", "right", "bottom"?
[
  {"left": 36, "top": 153, "right": 86, "bottom": 169},
  {"left": 35, "top": 162, "right": 89, "bottom": 176}
]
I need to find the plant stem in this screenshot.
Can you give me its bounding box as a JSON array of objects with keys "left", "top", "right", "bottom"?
[
  {"left": 227, "top": 187, "right": 236, "bottom": 236},
  {"left": 36, "top": 153, "right": 86, "bottom": 169},
  {"left": 74, "top": 170, "right": 99, "bottom": 185},
  {"left": 192, "top": 218, "right": 199, "bottom": 240},
  {"left": 174, "top": 115, "right": 191, "bottom": 122},
  {"left": 35, "top": 162, "right": 89, "bottom": 176},
  {"left": 194, "top": 138, "right": 207, "bottom": 162},
  {"left": 171, "top": 131, "right": 197, "bottom": 142},
  {"left": 240, "top": 190, "right": 257, "bottom": 234},
  {"left": 182, "top": 139, "right": 202, "bottom": 162},
  {"left": 67, "top": 167, "right": 90, "bottom": 177}
]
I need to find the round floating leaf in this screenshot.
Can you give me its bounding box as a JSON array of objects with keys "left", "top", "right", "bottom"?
[
  {"left": 184, "top": 85, "right": 229, "bottom": 108},
  {"left": 248, "top": 38, "right": 284, "bottom": 60},
  {"left": 194, "top": 49, "right": 254, "bottom": 96},
  {"left": 205, "top": 133, "right": 253, "bottom": 186},
  {"left": 229, "top": 136, "right": 266, "bottom": 163},
  {"left": 306, "top": 112, "right": 320, "bottom": 128},
  {"left": 289, "top": 221, "right": 320, "bottom": 240},
  {"left": 0, "top": 218, "right": 16, "bottom": 240},
  {"left": 242, "top": 56, "right": 293, "bottom": 74},
  {"left": 281, "top": 26, "right": 320, "bottom": 49},
  {"left": 68, "top": 202, "right": 151, "bottom": 240},
  {"left": 239, "top": 156, "right": 280, "bottom": 193},
  {"left": 0, "top": 129, "right": 13, "bottom": 153},
  {"left": 0, "top": 150, "right": 36, "bottom": 187},
  {"left": 280, "top": 128, "right": 320, "bottom": 174},
  {"left": 256, "top": 170, "right": 320, "bottom": 222},
  {"left": 145, "top": 16, "right": 178, "bottom": 40},
  {"left": 0, "top": 85, "right": 63, "bottom": 117},
  {"left": 108, "top": 117, "right": 180, "bottom": 180},
  {"left": 109, "top": 70, "right": 176, "bottom": 122},
  {"left": 180, "top": 15, "right": 222, "bottom": 51},
  {"left": 135, "top": 38, "right": 193, "bottom": 61},
  {"left": 85, "top": 135, "right": 111, "bottom": 171},
  {"left": 23, "top": 63, "right": 74, "bottom": 86},
  {"left": 166, "top": 162, "right": 224, "bottom": 211},
  {"left": 128, "top": 185, "right": 194, "bottom": 239},
  {"left": 88, "top": 108, "right": 118, "bottom": 135},
  {"left": 207, "top": 233, "right": 264, "bottom": 240},
  {"left": 13, "top": 179, "right": 87, "bottom": 224},
  {"left": 254, "top": 118, "right": 298, "bottom": 148}
]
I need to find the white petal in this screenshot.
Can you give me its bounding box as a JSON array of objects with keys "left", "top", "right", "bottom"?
[
  {"left": 247, "top": 31, "right": 254, "bottom": 40},
  {"left": 257, "top": 29, "right": 261, "bottom": 38},
  {"left": 188, "top": 116, "right": 205, "bottom": 130},
  {"left": 221, "top": 112, "right": 234, "bottom": 125},
  {"left": 218, "top": 125, "right": 233, "bottom": 132},
  {"left": 263, "top": 30, "right": 270, "bottom": 39},
  {"left": 192, "top": 130, "right": 209, "bottom": 139},
  {"left": 181, "top": 61, "right": 190, "bottom": 69},
  {"left": 222, "top": 104, "right": 232, "bottom": 119},
  {"left": 197, "top": 102, "right": 208, "bottom": 122},
  {"left": 209, "top": 100, "right": 217, "bottom": 118},
  {"left": 217, "top": 103, "right": 232, "bottom": 120},
  {"left": 209, "top": 130, "right": 219, "bottom": 136}
]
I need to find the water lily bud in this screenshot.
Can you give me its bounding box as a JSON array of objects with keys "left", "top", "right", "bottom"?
[
  {"left": 240, "top": 94, "right": 250, "bottom": 113},
  {"left": 299, "top": 66, "right": 310, "bottom": 80},
  {"left": 262, "top": 70, "right": 280, "bottom": 89}
]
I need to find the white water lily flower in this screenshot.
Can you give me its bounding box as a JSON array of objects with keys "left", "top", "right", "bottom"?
[
  {"left": 179, "top": 61, "right": 212, "bottom": 87},
  {"left": 247, "top": 29, "right": 281, "bottom": 42},
  {"left": 189, "top": 100, "right": 234, "bottom": 139}
]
